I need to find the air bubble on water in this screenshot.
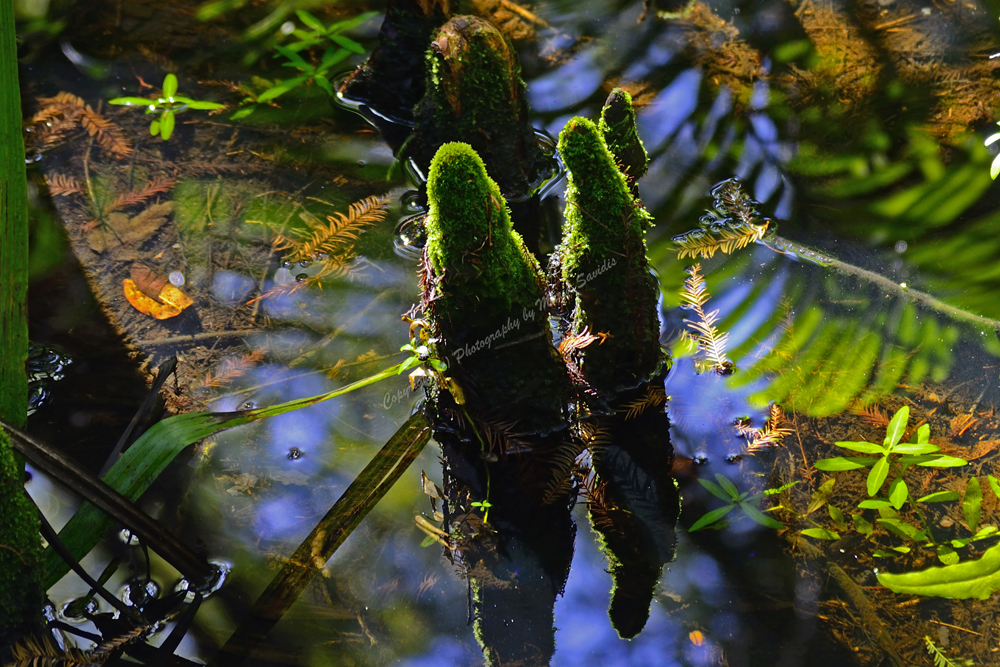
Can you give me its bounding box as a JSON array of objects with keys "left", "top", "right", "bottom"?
[
  {"left": 169, "top": 271, "right": 185, "bottom": 286},
  {"left": 240, "top": 401, "right": 255, "bottom": 411},
  {"left": 313, "top": 251, "right": 328, "bottom": 261},
  {"left": 119, "top": 528, "right": 140, "bottom": 545},
  {"left": 693, "top": 453, "right": 709, "bottom": 465},
  {"left": 58, "top": 596, "right": 98, "bottom": 623},
  {"left": 357, "top": 160, "right": 367, "bottom": 167},
  {"left": 295, "top": 273, "right": 309, "bottom": 283},
  {"left": 280, "top": 20, "right": 295, "bottom": 34},
  {"left": 280, "top": 259, "right": 294, "bottom": 269},
  {"left": 298, "top": 259, "right": 313, "bottom": 268},
  {"left": 895, "top": 240, "right": 907, "bottom": 253},
  {"left": 287, "top": 447, "right": 303, "bottom": 460}
]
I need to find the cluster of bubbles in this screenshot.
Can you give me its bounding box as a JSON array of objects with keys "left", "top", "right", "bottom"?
[
  {"left": 27, "top": 343, "right": 73, "bottom": 416},
  {"left": 275, "top": 251, "right": 330, "bottom": 285}
]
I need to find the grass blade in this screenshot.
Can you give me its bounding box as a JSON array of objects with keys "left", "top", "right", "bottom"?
[{"left": 208, "top": 411, "right": 431, "bottom": 667}]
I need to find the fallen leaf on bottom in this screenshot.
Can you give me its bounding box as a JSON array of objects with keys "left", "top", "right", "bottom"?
[{"left": 123, "top": 275, "right": 193, "bottom": 320}]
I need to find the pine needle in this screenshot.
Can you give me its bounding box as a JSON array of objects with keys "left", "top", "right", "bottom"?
[{"left": 680, "top": 264, "right": 733, "bottom": 374}]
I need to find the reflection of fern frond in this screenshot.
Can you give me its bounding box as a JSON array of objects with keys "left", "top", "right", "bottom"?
[
  {"left": 746, "top": 404, "right": 792, "bottom": 451},
  {"left": 8, "top": 634, "right": 92, "bottom": 667},
  {"left": 674, "top": 220, "right": 769, "bottom": 260},
  {"left": 680, "top": 264, "right": 733, "bottom": 374},
  {"left": 200, "top": 351, "right": 265, "bottom": 389},
  {"left": 711, "top": 177, "right": 759, "bottom": 226},
  {"left": 272, "top": 194, "right": 386, "bottom": 263},
  {"left": 617, "top": 383, "right": 668, "bottom": 419},
  {"left": 542, "top": 438, "right": 585, "bottom": 505},
  {"left": 924, "top": 635, "right": 973, "bottom": 667}
]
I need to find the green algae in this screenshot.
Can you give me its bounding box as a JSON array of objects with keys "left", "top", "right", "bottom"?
[
  {"left": 553, "top": 117, "right": 662, "bottom": 395},
  {"left": 599, "top": 88, "right": 648, "bottom": 189},
  {"left": 408, "top": 16, "right": 547, "bottom": 200},
  {"left": 423, "top": 142, "right": 569, "bottom": 432}
]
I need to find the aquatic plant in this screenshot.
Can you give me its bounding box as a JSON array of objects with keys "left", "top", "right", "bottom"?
[
  {"left": 679, "top": 263, "right": 732, "bottom": 375},
  {"left": 813, "top": 406, "right": 967, "bottom": 502},
  {"left": 689, "top": 474, "right": 794, "bottom": 531},
  {"left": 109, "top": 74, "right": 225, "bottom": 140}
]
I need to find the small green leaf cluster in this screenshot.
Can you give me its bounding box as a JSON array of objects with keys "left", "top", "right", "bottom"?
[
  {"left": 231, "top": 10, "right": 375, "bottom": 119},
  {"left": 689, "top": 474, "right": 797, "bottom": 531},
  {"left": 814, "top": 406, "right": 966, "bottom": 502},
  {"left": 109, "top": 74, "right": 224, "bottom": 140}
]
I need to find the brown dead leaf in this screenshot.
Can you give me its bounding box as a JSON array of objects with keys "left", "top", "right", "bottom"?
[
  {"left": 123, "top": 269, "right": 193, "bottom": 320},
  {"left": 937, "top": 438, "right": 1000, "bottom": 462},
  {"left": 86, "top": 201, "right": 174, "bottom": 253}
]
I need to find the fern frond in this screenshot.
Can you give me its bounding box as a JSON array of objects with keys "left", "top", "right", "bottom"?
[
  {"left": 924, "top": 635, "right": 974, "bottom": 667},
  {"left": 711, "top": 177, "right": 759, "bottom": 226},
  {"left": 88, "top": 624, "right": 153, "bottom": 663},
  {"left": 542, "top": 438, "right": 585, "bottom": 505},
  {"left": 674, "top": 219, "right": 769, "bottom": 260},
  {"left": 46, "top": 173, "right": 84, "bottom": 196},
  {"left": 80, "top": 106, "right": 133, "bottom": 157},
  {"left": 851, "top": 403, "right": 890, "bottom": 428},
  {"left": 680, "top": 264, "right": 733, "bottom": 374}
]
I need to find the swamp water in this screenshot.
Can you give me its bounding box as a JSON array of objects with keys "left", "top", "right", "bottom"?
[{"left": 11, "top": 0, "right": 1000, "bottom": 665}]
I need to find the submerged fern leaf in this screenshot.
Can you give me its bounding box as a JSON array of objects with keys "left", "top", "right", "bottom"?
[{"left": 273, "top": 194, "right": 387, "bottom": 263}]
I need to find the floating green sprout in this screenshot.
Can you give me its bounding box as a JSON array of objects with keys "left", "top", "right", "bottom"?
[{"left": 109, "top": 73, "right": 224, "bottom": 140}]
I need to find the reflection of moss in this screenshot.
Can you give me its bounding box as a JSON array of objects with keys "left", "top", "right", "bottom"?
[
  {"left": 423, "top": 142, "right": 569, "bottom": 432},
  {"left": 408, "top": 16, "right": 547, "bottom": 199},
  {"left": 0, "top": 430, "right": 42, "bottom": 647},
  {"left": 554, "top": 117, "right": 662, "bottom": 394}
]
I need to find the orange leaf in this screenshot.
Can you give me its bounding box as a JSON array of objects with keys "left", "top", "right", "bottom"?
[{"left": 123, "top": 278, "right": 192, "bottom": 320}]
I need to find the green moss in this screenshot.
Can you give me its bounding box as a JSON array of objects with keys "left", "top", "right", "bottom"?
[
  {"left": 424, "top": 142, "right": 569, "bottom": 432},
  {"left": 0, "top": 430, "right": 43, "bottom": 647},
  {"left": 598, "top": 88, "right": 648, "bottom": 187},
  {"left": 554, "top": 117, "right": 662, "bottom": 394},
  {"left": 409, "top": 16, "right": 547, "bottom": 199}
]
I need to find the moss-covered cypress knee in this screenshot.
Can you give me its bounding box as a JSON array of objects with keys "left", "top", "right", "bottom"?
[
  {"left": 337, "top": 0, "right": 455, "bottom": 123},
  {"left": 553, "top": 117, "right": 663, "bottom": 396},
  {"left": 599, "top": 88, "right": 648, "bottom": 192},
  {"left": 407, "top": 16, "right": 548, "bottom": 202},
  {"left": 422, "top": 142, "right": 569, "bottom": 433}
]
